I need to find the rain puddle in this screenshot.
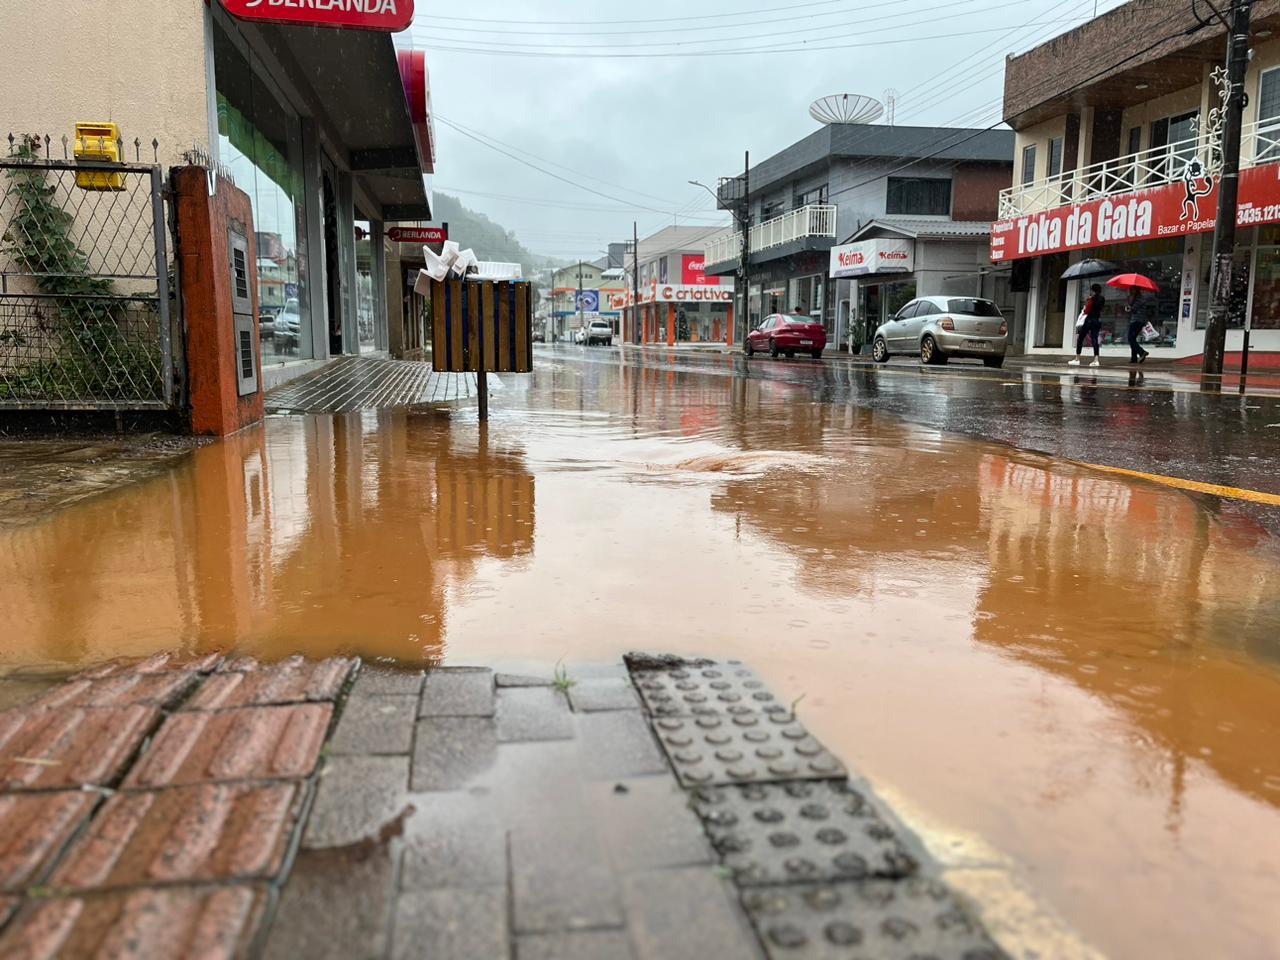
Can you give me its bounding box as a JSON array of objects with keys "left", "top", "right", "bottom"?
[{"left": 3, "top": 359, "right": 1280, "bottom": 957}]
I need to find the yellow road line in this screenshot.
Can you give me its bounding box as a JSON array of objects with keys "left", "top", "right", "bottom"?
[{"left": 1077, "top": 461, "right": 1280, "bottom": 506}]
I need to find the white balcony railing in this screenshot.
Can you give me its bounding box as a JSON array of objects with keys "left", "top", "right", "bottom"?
[
  {"left": 704, "top": 204, "right": 837, "bottom": 266},
  {"left": 999, "top": 119, "right": 1280, "bottom": 219}
]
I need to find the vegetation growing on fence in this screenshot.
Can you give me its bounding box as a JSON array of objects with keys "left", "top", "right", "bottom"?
[{"left": 1, "top": 134, "right": 162, "bottom": 403}]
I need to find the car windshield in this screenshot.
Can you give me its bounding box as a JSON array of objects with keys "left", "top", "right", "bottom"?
[
  {"left": 591, "top": 322, "right": 610, "bottom": 329},
  {"left": 783, "top": 315, "right": 815, "bottom": 325},
  {"left": 947, "top": 298, "right": 1002, "bottom": 317}
]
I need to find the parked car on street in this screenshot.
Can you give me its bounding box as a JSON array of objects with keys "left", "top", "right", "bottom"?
[
  {"left": 584, "top": 320, "right": 614, "bottom": 346},
  {"left": 274, "top": 298, "right": 301, "bottom": 353},
  {"left": 744, "top": 314, "right": 826, "bottom": 359},
  {"left": 871, "top": 296, "right": 1008, "bottom": 367},
  {"left": 258, "top": 308, "right": 277, "bottom": 339}
]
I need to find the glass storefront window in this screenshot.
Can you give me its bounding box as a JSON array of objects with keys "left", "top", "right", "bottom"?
[
  {"left": 1086, "top": 238, "right": 1182, "bottom": 347},
  {"left": 1196, "top": 226, "right": 1280, "bottom": 331},
  {"left": 354, "top": 219, "right": 376, "bottom": 353},
  {"left": 214, "top": 21, "right": 312, "bottom": 364}
]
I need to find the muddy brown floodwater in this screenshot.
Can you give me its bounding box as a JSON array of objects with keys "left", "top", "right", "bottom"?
[{"left": 4, "top": 360, "right": 1280, "bottom": 958}]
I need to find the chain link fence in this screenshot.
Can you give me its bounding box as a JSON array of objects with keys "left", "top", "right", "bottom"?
[{"left": 0, "top": 134, "right": 173, "bottom": 410}]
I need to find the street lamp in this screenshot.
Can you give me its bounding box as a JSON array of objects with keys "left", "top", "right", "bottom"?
[{"left": 689, "top": 173, "right": 751, "bottom": 349}]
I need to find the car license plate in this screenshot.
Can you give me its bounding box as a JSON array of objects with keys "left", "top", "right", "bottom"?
[
  {"left": 800, "top": 339, "right": 813, "bottom": 346},
  {"left": 963, "top": 339, "right": 988, "bottom": 349}
]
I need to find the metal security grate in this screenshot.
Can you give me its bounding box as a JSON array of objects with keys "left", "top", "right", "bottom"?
[{"left": 0, "top": 134, "right": 172, "bottom": 410}]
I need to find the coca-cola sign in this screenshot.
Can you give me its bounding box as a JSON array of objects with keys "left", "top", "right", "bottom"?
[
  {"left": 387, "top": 226, "right": 447, "bottom": 244},
  {"left": 220, "top": 0, "right": 415, "bottom": 32}
]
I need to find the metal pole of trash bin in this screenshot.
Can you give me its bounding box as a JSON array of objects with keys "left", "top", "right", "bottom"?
[{"left": 478, "top": 369, "right": 488, "bottom": 421}]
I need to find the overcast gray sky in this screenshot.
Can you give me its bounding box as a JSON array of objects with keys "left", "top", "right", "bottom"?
[{"left": 403, "top": 0, "right": 1127, "bottom": 260}]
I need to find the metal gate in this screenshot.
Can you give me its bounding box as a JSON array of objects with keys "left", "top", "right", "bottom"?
[{"left": 0, "top": 135, "right": 173, "bottom": 410}]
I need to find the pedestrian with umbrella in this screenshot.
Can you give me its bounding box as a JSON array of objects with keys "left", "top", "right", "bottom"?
[
  {"left": 1061, "top": 260, "right": 1118, "bottom": 367},
  {"left": 1108, "top": 273, "right": 1160, "bottom": 364}
]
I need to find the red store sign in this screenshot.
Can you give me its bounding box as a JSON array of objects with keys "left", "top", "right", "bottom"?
[
  {"left": 388, "top": 226, "right": 447, "bottom": 244},
  {"left": 220, "top": 0, "right": 415, "bottom": 32},
  {"left": 681, "top": 254, "right": 719, "bottom": 286},
  {"left": 991, "top": 162, "right": 1280, "bottom": 262}
]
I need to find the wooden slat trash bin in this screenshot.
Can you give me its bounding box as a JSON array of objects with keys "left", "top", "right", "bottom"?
[{"left": 430, "top": 278, "right": 533, "bottom": 374}]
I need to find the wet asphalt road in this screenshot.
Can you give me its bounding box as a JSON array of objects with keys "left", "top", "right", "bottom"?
[{"left": 554, "top": 343, "right": 1280, "bottom": 524}]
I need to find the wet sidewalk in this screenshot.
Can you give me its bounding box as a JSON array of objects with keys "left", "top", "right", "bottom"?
[
  {"left": 0, "top": 655, "right": 1021, "bottom": 959},
  {"left": 265, "top": 356, "right": 479, "bottom": 414}
]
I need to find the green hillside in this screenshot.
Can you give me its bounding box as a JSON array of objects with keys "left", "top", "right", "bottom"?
[{"left": 430, "top": 193, "right": 564, "bottom": 274}]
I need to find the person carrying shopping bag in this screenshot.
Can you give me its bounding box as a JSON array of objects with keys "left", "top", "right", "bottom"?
[
  {"left": 1068, "top": 284, "right": 1105, "bottom": 367},
  {"left": 1125, "top": 289, "right": 1151, "bottom": 364}
]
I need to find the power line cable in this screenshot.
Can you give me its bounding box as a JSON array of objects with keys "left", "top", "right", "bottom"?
[
  {"left": 414, "top": 19, "right": 1089, "bottom": 58},
  {"left": 412, "top": 0, "right": 1020, "bottom": 48}
]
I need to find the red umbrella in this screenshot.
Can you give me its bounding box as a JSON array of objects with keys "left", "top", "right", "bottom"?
[{"left": 1106, "top": 273, "right": 1159, "bottom": 293}]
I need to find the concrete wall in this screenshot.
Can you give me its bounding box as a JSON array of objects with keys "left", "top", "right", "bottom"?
[
  {"left": 953, "top": 164, "right": 1011, "bottom": 221},
  {"left": 1, "top": 0, "right": 212, "bottom": 165}
]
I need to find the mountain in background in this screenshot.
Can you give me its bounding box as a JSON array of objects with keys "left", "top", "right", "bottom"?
[{"left": 430, "top": 193, "right": 565, "bottom": 274}]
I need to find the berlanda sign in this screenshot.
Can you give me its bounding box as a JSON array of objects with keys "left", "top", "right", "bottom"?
[{"left": 220, "top": 0, "right": 415, "bottom": 32}]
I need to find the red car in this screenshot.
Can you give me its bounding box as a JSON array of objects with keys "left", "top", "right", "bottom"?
[{"left": 744, "top": 314, "right": 826, "bottom": 359}]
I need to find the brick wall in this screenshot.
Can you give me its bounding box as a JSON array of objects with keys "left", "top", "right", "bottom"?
[
  {"left": 952, "top": 164, "right": 1012, "bottom": 221},
  {"left": 1004, "top": 0, "right": 1280, "bottom": 125}
]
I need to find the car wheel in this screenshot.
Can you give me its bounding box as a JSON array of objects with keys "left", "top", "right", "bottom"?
[
  {"left": 872, "top": 337, "right": 889, "bottom": 363},
  {"left": 921, "top": 335, "right": 946, "bottom": 365},
  {"left": 744, "top": 338, "right": 754, "bottom": 357},
  {"left": 811, "top": 349, "right": 823, "bottom": 360},
  {"left": 983, "top": 355, "right": 1005, "bottom": 368},
  {"left": 769, "top": 338, "right": 779, "bottom": 359}
]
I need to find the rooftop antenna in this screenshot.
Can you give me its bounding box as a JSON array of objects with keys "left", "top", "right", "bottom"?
[{"left": 884, "top": 89, "right": 899, "bottom": 126}]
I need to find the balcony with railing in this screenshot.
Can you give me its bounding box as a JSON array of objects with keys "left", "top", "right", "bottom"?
[
  {"left": 998, "top": 119, "right": 1280, "bottom": 220},
  {"left": 704, "top": 204, "right": 838, "bottom": 268}
]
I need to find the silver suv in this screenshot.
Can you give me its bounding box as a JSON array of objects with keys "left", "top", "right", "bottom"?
[{"left": 871, "top": 296, "right": 1008, "bottom": 367}]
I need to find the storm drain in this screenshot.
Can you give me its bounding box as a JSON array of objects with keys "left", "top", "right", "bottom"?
[{"left": 623, "top": 653, "right": 1007, "bottom": 960}]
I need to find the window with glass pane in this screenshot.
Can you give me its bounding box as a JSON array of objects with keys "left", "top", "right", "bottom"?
[
  {"left": 355, "top": 219, "right": 376, "bottom": 353},
  {"left": 886, "top": 178, "right": 951, "bottom": 216},
  {"left": 1021, "top": 145, "right": 1037, "bottom": 185},
  {"left": 1257, "top": 68, "right": 1280, "bottom": 161},
  {"left": 793, "top": 184, "right": 828, "bottom": 208},
  {"left": 1047, "top": 137, "right": 1064, "bottom": 178},
  {"left": 214, "top": 22, "right": 312, "bottom": 364}
]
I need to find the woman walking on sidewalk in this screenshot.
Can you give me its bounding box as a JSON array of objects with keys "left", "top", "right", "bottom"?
[
  {"left": 1068, "top": 284, "right": 1105, "bottom": 367},
  {"left": 1126, "top": 289, "right": 1151, "bottom": 364}
]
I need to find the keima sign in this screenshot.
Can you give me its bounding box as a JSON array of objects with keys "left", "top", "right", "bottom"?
[
  {"left": 220, "top": 0, "right": 415, "bottom": 32},
  {"left": 991, "top": 161, "right": 1280, "bottom": 262},
  {"left": 828, "top": 238, "right": 914, "bottom": 279},
  {"left": 388, "top": 226, "right": 447, "bottom": 244}
]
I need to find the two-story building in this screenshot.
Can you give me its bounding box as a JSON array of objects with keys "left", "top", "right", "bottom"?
[
  {"left": 702, "top": 123, "right": 1013, "bottom": 350},
  {"left": 550, "top": 261, "right": 628, "bottom": 342},
  {"left": 615, "top": 226, "right": 735, "bottom": 345},
  {"left": 994, "top": 0, "right": 1280, "bottom": 363}
]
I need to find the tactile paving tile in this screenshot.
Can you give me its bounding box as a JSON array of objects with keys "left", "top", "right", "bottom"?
[
  {"left": 742, "top": 878, "right": 1006, "bottom": 959},
  {"left": 652, "top": 715, "right": 846, "bottom": 787},
  {"left": 692, "top": 781, "right": 917, "bottom": 885},
  {"left": 633, "top": 663, "right": 788, "bottom": 718}
]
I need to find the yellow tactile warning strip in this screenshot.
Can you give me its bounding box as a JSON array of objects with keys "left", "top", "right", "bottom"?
[{"left": 1077, "top": 461, "right": 1280, "bottom": 506}]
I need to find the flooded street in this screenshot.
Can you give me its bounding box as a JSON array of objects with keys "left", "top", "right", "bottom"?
[{"left": 4, "top": 351, "right": 1280, "bottom": 958}]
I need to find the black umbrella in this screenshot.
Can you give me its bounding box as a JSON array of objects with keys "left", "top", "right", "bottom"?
[{"left": 1060, "top": 258, "right": 1119, "bottom": 280}]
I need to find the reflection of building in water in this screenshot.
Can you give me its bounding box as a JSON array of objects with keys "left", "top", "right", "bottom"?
[
  {"left": 974, "top": 454, "right": 1280, "bottom": 811},
  {"left": 0, "top": 411, "right": 535, "bottom": 668}
]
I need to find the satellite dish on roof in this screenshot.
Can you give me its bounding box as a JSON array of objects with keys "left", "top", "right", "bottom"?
[{"left": 809, "top": 94, "right": 885, "bottom": 125}]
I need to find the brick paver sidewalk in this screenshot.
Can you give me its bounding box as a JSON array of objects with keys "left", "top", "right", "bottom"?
[{"left": 0, "top": 654, "right": 1008, "bottom": 959}]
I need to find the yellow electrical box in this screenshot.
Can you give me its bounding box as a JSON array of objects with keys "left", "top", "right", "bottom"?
[{"left": 74, "top": 123, "right": 125, "bottom": 191}]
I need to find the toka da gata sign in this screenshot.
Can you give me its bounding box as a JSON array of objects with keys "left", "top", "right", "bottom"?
[{"left": 220, "top": 0, "right": 415, "bottom": 32}]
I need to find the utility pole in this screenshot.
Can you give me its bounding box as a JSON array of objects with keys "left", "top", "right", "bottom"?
[
  {"left": 577, "top": 260, "right": 585, "bottom": 338},
  {"left": 632, "top": 221, "right": 641, "bottom": 345},
  {"left": 1203, "top": 0, "right": 1253, "bottom": 378},
  {"left": 739, "top": 150, "right": 751, "bottom": 349}
]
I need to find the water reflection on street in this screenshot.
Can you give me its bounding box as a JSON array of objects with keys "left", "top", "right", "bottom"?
[{"left": 4, "top": 357, "right": 1280, "bottom": 957}]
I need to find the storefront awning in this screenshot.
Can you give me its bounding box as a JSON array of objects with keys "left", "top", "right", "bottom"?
[{"left": 252, "top": 24, "right": 432, "bottom": 220}]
